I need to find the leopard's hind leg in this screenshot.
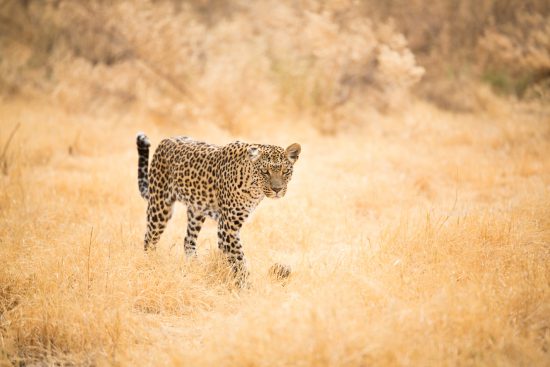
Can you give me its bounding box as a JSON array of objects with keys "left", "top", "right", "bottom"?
[{"left": 144, "top": 192, "right": 175, "bottom": 251}]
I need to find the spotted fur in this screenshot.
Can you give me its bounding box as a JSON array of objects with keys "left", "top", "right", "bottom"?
[
  {"left": 136, "top": 133, "right": 301, "bottom": 281},
  {"left": 136, "top": 133, "right": 150, "bottom": 200}
]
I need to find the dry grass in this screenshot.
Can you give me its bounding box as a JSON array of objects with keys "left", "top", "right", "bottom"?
[
  {"left": 1, "top": 1, "right": 550, "bottom": 366},
  {"left": 0, "top": 94, "right": 549, "bottom": 366}
]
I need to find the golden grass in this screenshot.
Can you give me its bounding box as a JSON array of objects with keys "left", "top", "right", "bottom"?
[{"left": 0, "top": 94, "right": 549, "bottom": 366}]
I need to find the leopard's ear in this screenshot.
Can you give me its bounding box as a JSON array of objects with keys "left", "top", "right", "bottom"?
[
  {"left": 286, "top": 143, "right": 301, "bottom": 163},
  {"left": 247, "top": 145, "right": 261, "bottom": 162}
]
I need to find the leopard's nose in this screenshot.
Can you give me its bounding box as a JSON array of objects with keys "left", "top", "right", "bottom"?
[{"left": 272, "top": 187, "right": 282, "bottom": 193}]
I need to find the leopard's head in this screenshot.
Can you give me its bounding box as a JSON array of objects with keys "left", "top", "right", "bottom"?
[{"left": 248, "top": 143, "right": 301, "bottom": 199}]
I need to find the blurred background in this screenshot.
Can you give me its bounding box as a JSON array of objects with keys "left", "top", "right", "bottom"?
[{"left": 1, "top": 0, "right": 549, "bottom": 132}]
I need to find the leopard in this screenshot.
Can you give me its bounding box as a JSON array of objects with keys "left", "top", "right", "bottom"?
[{"left": 136, "top": 133, "right": 301, "bottom": 282}]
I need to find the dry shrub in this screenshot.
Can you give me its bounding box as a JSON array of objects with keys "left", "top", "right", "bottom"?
[
  {"left": 0, "top": 0, "right": 424, "bottom": 132},
  {"left": 359, "top": 0, "right": 550, "bottom": 109},
  {"left": 2, "top": 0, "right": 550, "bottom": 118},
  {"left": 264, "top": 7, "right": 424, "bottom": 132},
  {"left": 478, "top": 13, "right": 550, "bottom": 99}
]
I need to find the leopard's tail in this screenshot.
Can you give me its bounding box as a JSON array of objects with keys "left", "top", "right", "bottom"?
[{"left": 136, "top": 132, "right": 151, "bottom": 200}]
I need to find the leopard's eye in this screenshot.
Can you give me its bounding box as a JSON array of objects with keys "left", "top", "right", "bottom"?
[
  {"left": 282, "top": 168, "right": 290, "bottom": 174},
  {"left": 261, "top": 169, "right": 269, "bottom": 175}
]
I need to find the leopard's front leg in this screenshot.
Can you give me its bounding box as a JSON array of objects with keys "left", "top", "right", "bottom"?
[
  {"left": 217, "top": 211, "right": 249, "bottom": 285},
  {"left": 184, "top": 208, "right": 206, "bottom": 257}
]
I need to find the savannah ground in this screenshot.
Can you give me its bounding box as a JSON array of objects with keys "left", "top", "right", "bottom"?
[{"left": 1, "top": 1, "right": 550, "bottom": 366}]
